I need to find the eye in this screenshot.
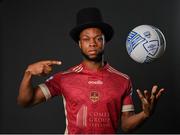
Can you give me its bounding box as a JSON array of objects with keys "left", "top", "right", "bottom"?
[
  {"left": 96, "top": 36, "right": 103, "bottom": 42},
  {"left": 80, "top": 37, "right": 90, "bottom": 42}
]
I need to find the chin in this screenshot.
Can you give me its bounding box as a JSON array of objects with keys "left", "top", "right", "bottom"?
[
  {"left": 88, "top": 55, "right": 99, "bottom": 59},
  {"left": 89, "top": 54, "right": 97, "bottom": 58},
  {"left": 88, "top": 56, "right": 102, "bottom": 62},
  {"left": 81, "top": 50, "right": 103, "bottom": 62}
]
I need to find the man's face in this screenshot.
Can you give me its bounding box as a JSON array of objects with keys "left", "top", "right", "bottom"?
[{"left": 79, "top": 28, "right": 105, "bottom": 62}]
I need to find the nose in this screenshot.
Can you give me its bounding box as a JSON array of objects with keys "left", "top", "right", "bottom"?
[{"left": 89, "top": 38, "right": 96, "bottom": 47}]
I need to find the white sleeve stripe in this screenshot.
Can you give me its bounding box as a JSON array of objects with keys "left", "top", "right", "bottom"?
[
  {"left": 122, "top": 105, "right": 135, "bottom": 112},
  {"left": 38, "top": 83, "right": 52, "bottom": 100}
]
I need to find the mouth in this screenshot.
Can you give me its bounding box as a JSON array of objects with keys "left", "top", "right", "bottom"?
[{"left": 88, "top": 50, "right": 97, "bottom": 55}]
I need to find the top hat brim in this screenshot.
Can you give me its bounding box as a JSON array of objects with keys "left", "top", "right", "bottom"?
[{"left": 70, "top": 22, "right": 114, "bottom": 43}]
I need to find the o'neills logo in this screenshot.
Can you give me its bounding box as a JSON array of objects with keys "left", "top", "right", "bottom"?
[
  {"left": 90, "top": 91, "right": 100, "bottom": 103},
  {"left": 88, "top": 80, "right": 103, "bottom": 85}
]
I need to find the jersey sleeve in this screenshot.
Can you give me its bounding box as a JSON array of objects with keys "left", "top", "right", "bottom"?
[
  {"left": 121, "top": 79, "right": 135, "bottom": 112},
  {"left": 38, "top": 73, "right": 62, "bottom": 100}
]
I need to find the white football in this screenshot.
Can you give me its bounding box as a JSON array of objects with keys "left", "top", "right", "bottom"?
[{"left": 126, "top": 25, "right": 166, "bottom": 63}]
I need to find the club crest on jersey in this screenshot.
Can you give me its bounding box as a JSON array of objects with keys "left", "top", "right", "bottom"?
[{"left": 90, "top": 91, "right": 100, "bottom": 103}]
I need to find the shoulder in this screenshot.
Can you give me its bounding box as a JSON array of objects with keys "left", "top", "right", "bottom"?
[
  {"left": 51, "top": 63, "right": 83, "bottom": 78},
  {"left": 106, "top": 65, "right": 130, "bottom": 81},
  {"left": 45, "top": 64, "right": 82, "bottom": 82}
]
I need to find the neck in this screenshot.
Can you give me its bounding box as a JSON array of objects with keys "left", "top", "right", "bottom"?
[{"left": 82, "top": 58, "right": 104, "bottom": 71}]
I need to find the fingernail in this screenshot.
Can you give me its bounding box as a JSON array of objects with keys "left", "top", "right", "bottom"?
[
  {"left": 144, "top": 90, "right": 148, "bottom": 93},
  {"left": 57, "top": 61, "right": 62, "bottom": 65}
]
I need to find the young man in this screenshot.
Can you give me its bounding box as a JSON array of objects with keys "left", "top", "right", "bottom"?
[{"left": 17, "top": 8, "right": 164, "bottom": 134}]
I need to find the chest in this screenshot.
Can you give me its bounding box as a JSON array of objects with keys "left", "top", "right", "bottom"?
[{"left": 61, "top": 73, "right": 126, "bottom": 104}]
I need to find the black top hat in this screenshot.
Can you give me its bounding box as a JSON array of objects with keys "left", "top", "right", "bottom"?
[{"left": 70, "top": 7, "right": 114, "bottom": 43}]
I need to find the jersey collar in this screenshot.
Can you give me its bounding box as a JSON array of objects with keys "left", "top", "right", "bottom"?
[{"left": 80, "top": 61, "right": 109, "bottom": 73}]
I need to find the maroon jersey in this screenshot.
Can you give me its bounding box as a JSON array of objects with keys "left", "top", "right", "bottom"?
[{"left": 39, "top": 62, "right": 134, "bottom": 134}]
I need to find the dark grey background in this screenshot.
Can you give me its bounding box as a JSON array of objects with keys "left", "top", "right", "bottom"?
[{"left": 1, "top": 0, "right": 180, "bottom": 133}]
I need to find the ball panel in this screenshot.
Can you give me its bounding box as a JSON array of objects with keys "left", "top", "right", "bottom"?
[{"left": 130, "top": 44, "right": 148, "bottom": 63}]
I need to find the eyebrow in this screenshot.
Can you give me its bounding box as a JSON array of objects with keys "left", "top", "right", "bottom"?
[{"left": 80, "top": 34, "right": 103, "bottom": 38}]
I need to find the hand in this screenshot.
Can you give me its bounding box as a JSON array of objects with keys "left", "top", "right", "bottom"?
[
  {"left": 25, "top": 60, "right": 62, "bottom": 76},
  {"left": 136, "top": 85, "right": 165, "bottom": 118}
]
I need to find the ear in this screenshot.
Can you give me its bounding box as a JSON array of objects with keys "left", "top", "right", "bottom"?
[
  {"left": 79, "top": 41, "right": 82, "bottom": 49},
  {"left": 102, "top": 35, "right": 105, "bottom": 46}
]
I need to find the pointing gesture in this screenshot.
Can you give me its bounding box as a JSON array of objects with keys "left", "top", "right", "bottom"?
[
  {"left": 136, "top": 85, "right": 165, "bottom": 118},
  {"left": 26, "top": 60, "right": 62, "bottom": 76}
]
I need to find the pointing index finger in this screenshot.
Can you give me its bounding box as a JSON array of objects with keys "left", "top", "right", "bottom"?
[
  {"left": 44, "top": 60, "right": 62, "bottom": 66},
  {"left": 50, "top": 60, "right": 62, "bottom": 65}
]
